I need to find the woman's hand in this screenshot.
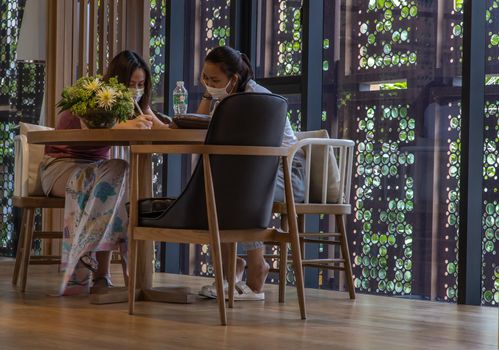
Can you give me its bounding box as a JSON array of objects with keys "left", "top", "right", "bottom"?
[
  {"left": 197, "top": 84, "right": 213, "bottom": 115},
  {"left": 143, "top": 107, "right": 170, "bottom": 129},
  {"left": 200, "top": 81, "right": 213, "bottom": 100},
  {"left": 113, "top": 115, "right": 153, "bottom": 129}
]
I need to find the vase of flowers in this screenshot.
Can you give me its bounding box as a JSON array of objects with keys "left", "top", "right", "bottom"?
[{"left": 57, "top": 76, "right": 134, "bottom": 129}]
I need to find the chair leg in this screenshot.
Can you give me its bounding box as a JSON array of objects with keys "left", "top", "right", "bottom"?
[
  {"left": 12, "top": 209, "right": 28, "bottom": 285},
  {"left": 227, "top": 243, "right": 236, "bottom": 308},
  {"left": 211, "top": 239, "right": 227, "bottom": 325},
  {"left": 42, "top": 234, "right": 53, "bottom": 256},
  {"left": 203, "top": 153, "right": 227, "bottom": 325},
  {"left": 289, "top": 221, "right": 307, "bottom": 319},
  {"left": 298, "top": 214, "right": 305, "bottom": 258},
  {"left": 119, "top": 245, "right": 129, "bottom": 287},
  {"left": 128, "top": 238, "right": 138, "bottom": 314},
  {"left": 336, "top": 214, "right": 355, "bottom": 299},
  {"left": 297, "top": 214, "right": 306, "bottom": 282},
  {"left": 20, "top": 208, "right": 35, "bottom": 293},
  {"left": 278, "top": 214, "right": 288, "bottom": 303},
  {"left": 282, "top": 156, "right": 306, "bottom": 319},
  {"left": 279, "top": 242, "right": 288, "bottom": 303}
]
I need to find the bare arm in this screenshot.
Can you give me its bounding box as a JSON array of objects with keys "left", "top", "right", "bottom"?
[
  {"left": 113, "top": 115, "right": 153, "bottom": 129},
  {"left": 143, "top": 106, "right": 170, "bottom": 129},
  {"left": 197, "top": 97, "right": 212, "bottom": 114}
]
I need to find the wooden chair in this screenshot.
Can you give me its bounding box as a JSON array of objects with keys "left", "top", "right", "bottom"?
[
  {"left": 13, "top": 122, "right": 127, "bottom": 293},
  {"left": 12, "top": 123, "right": 65, "bottom": 292},
  {"left": 272, "top": 130, "right": 356, "bottom": 301},
  {"left": 128, "top": 93, "right": 306, "bottom": 325}
]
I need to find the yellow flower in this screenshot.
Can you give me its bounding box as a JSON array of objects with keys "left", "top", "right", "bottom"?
[
  {"left": 82, "top": 78, "right": 101, "bottom": 92},
  {"left": 96, "top": 87, "right": 117, "bottom": 110}
]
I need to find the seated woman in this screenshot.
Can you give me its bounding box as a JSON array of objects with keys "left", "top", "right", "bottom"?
[
  {"left": 40, "top": 50, "right": 169, "bottom": 296},
  {"left": 197, "top": 46, "right": 305, "bottom": 300}
]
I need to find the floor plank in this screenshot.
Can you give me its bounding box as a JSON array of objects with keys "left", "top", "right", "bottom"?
[{"left": 0, "top": 260, "right": 497, "bottom": 350}]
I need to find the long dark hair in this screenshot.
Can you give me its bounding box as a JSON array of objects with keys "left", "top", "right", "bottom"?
[
  {"left": 205, "top": 46, "right": 254, "bottom": 92},
  {"left": 103, "top": 50, "right": 152, "bottom": 111}
]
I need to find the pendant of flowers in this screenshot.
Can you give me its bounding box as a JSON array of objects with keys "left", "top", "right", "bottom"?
[{"left": 57, "top": 76, "right": 134, "bottom": 128}]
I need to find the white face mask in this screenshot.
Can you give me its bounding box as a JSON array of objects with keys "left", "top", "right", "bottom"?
[
  {"left": 203, "top": 79, "right": 233, "bottom": 100},
  {"left": 129, "top": 87, "right": 144, "bottom": 102}
]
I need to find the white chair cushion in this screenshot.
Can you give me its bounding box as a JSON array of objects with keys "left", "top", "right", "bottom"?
[
  {"left": 13, "top": 135, "right": 28, "bottom": 197},
  {"left": 15, "top": 122, "right": 53, "bottom": 197},
  {"left": 296, "top": 130, "right": 341, "bottom": 203}
]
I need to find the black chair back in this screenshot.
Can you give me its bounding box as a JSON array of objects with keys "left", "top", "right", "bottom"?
[{"left": 141, "top": 92, "right": 287, "bottom": 229}]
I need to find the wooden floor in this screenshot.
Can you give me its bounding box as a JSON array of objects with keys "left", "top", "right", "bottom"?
[{"left": 0, "top": 259, "right": 497, "bottom": 350}]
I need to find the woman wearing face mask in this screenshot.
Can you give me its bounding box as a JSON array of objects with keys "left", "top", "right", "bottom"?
[
  {"left": 197, "top": 46, "right": 305, "bottom": 300},
  {"left": 197, "top": 47, "right": 269, "bottom": 115},
  {"left": 105, "top": 50, "right": 170, "bottom": 128},
  {"left": 39, "top": 50, "right": 168, "bottom": 296}
]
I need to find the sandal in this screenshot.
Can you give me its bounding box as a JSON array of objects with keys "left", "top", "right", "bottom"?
[
  {"left": 90, "top": 276, "right": 113, "bottom": 294},
  {"left": 62, "top": 278, "right": 90, "bottom": 296},
  {"left": 79, "top": 253, "right": 98, "bottom": 273},
  {"left": 233, "top": 281, "right": 265, "bottom": 301}
]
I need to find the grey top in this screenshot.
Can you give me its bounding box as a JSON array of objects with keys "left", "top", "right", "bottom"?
[{"left": 243, "top": 80, "right": 298, "bottom": 149}]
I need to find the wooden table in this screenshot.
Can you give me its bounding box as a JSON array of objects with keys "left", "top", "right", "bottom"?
[{"left": 28, "top": 128, "right": 206, "bottom": 303}]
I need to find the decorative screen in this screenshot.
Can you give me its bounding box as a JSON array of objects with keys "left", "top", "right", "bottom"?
[
  {"left": 255, "top": 0, "right": 303, "bottom": 78},
  {"left": 482, "top": 0, "right": 499, "bottom": 306},
  {"left": 1, "top": 0, "right": 45, "bottom": 257},
  {"left": 328, "top": 0, "right": 464, "bottom": 301}
]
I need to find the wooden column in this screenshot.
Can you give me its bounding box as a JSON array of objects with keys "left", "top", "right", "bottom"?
[
  {"left": 78, "top": 0, "right": 89, "bottom": 78},
  {"left": 125, "top": 0, "right": 151, "bottom": 60},
  {"left": 88, "top": 0, "right": 98, "bottom": 75},
  {"left": 109, "top": 0, "right": 118, "bottom": 59},
  {"left": 98, "top": 0, "right": 109, "bottom": 74},
  {"left": 46, "top": 0, "right": 68, "bottom": 127},
  {"left": 118, "top": 0, "right": 127, "bottom": 52}
]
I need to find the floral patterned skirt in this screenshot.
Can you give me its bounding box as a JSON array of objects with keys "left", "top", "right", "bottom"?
[{"left": 44, "top": 158, "right": 129, "bottom": 296}]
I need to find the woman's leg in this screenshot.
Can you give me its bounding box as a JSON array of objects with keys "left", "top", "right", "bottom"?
[
  {"left": 221, "top": 243, "right": 246, "bottom": 282},
  {"left": 60, "top": 159, "right": 129, "bottom": 295},
  {"left": 245, "top": 247, "right": 269, "bottom": 293},
  {"left": 49, "top": 170, "right": 76, "bottom": 198},
  {"left": 95, "top": 251, "right": 112, "bottom": 278},
  {"left": 217, "top": 244, "right": 268, "bottom": 293},
  {"left": 274, "top": 153, "right": 306, "bottom": 203},
  {"left": 233, "top": 153, "right": 304, "bottom": 294}
]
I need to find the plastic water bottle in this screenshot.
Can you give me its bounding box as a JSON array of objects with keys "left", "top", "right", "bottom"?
[{"left": 173, "top": 81, "right": 188, "bottom": 115}]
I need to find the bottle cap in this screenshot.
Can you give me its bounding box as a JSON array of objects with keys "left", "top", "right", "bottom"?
[{"left": 176, "top": 81, "right": 184, "bottom": 86}]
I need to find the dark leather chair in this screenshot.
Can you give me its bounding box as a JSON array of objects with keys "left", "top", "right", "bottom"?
[
  {"left": 139, "top": 93, "right": 285, "bottom": 230},
  {"left": 128, "top": 93, "right": 306, "bottom": 325}
]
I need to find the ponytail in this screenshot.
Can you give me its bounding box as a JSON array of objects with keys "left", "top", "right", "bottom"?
[
  {"left": 238, "top": 52, "right": 254, "bottom": 92},
  {"left": 205, "top": 46, "right": 254, "bottom": 92}
]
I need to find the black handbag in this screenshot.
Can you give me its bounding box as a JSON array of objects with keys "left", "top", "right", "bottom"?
[{"left": 172, "top": 113, "right": 211, "bottom": 129}]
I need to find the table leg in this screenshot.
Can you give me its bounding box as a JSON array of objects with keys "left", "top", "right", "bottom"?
[
  {"left": 92, "top": 151, "right": 195, "bottom": 304},
  {"left": 137, "top": 153, "right": 195, "bottom": 302}
]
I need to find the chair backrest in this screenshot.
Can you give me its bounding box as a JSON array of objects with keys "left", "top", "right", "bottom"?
[
  {"left": 156, "top": 92, "right": 287, "bottom": 229},
  {"left": 294, "top": 130, "right": 354, "bottom": 204},
  {"left": 14, "top": 122, "right": 53, "bottom": 197}
]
